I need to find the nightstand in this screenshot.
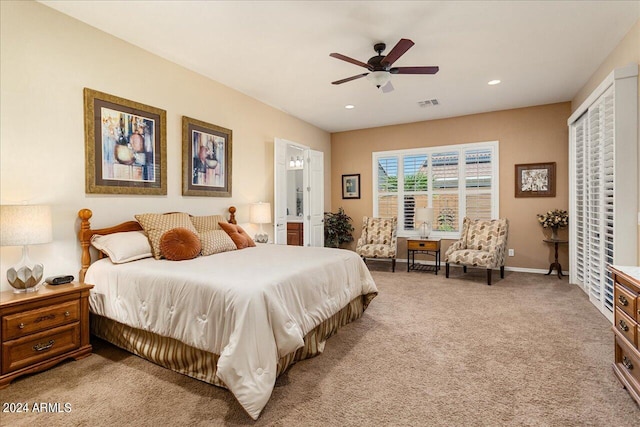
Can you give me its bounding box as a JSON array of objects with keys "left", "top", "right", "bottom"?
[
  {"left": 0, "top": 282, "right": 93, "bottom": 388},
  {"left": 407, "top": 238, "right": 441, "bottom": 274}
]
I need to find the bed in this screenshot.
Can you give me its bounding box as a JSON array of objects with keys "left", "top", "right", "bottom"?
[{"left": 77, "top": 207, "right": 378, "bottom": 419}]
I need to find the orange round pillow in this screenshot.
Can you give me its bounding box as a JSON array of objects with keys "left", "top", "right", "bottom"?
[{"left": 159, "top": 228, "right": 202, "bottom": 261}]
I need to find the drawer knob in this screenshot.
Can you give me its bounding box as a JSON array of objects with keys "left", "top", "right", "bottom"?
[
  {"left": 18, "top": 323, "right": 25, "bottom": 329},
  {"left": 622, "top": 356, "right": 634, "bottom": 370},
  {"left": 33, "top": 339, "right": 55, "bottom": 352},
  {"left": 618, "top": 320, "right": 629, "bottom": 332},
  {"left": 64, "top": 311, "right": 70, "bottom": 317},
  {"left": 618, "top": 295, "right": 628, "bottom": 306}
]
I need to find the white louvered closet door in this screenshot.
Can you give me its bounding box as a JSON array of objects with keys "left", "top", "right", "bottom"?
[{"left": 569, "top": 64, "right": 637, "bottom": 323}]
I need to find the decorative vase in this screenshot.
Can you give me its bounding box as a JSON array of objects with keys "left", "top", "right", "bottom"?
[{"left": 550, "top": 226, "right": 559, "bottom": 240}]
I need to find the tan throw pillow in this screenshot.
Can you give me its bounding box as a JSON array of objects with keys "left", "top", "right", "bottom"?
[
  {"left": 200, "top": 230, "right": 237, "bottom": 256},
  {"left": 190, "top": 215, "right": 227, "bottom": 233},
  {"left": 159, "top": 228, "right": 202, "bottom": 261},
  {"left": 135, "top": 212, "right": 199, "bottom": 259},
  {"left": 219, "top": 222, "right": 256, "bottom": 249}
]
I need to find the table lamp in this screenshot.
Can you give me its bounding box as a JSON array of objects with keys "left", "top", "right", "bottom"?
[
  {"left": 0, "top": 205, "right": 53, "bottom": 293},
  {"left": 414, "top": 207, "right": 434, "bottom": 239},
  {"left": 250, "top": 202, "right": 271, "bottom": 243}
]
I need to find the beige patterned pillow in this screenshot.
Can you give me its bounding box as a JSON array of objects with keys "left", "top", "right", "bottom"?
[
  {"left": 190, "top": 215, "right": 227, "bottom": 233},
  {"left": 200, "top": 230, "right": 237, "bottom": 256},
  {"left": 135, "top": 212, "right": 199, "bottom": 259}
]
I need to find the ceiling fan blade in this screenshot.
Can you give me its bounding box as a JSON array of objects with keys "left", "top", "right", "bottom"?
[
  {"left": 391, "top": 66, "right": 439, "bottom": 75},
  {"left": 381, "top": 38, "right": 414, "bottom": 67},
  {"left": 381, "top": 81, "right": 394, "bottom": 93},
  {"left": 331, "top": 73, "right": 369, "bottom": 85},
  {"left": 330, "top": 53, "right": 372, "bottom": 70}
]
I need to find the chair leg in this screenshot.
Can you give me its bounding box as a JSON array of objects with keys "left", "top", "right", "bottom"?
[
  {"left": 500, "top": 265, "right": 505, "bottom": 279},
  {"left": 446, "top": 263, "right": 450, "bottom": 278},
  {"left": 463, "top": 266, "right": 467, "bottom": 273},
  {"left": 392, "top": 259, "right": 396, "bottom": 272},
  {"left": 487, "top": 269, "right": 492, "bottom": 286}
]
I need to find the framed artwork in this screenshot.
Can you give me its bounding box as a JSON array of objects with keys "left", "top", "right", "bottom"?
[
  {"left": 342, "top": 173, "right": 361, "bottom": 199},
  {"left": 515, "top": 162, "right": 556, "bottom": 197},
  {"left": 84, "top": 88, "right": 167, "bottom": 195},
  {"left": 182, "top": 116, "right": 232, "bottom": 197}
]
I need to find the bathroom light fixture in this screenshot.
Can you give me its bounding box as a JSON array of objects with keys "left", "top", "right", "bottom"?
[
  {"left": 289, "top": 157, "right": 295, "bottom": 168},
  {"left": 488, "top": 79, "right": 501, "bottom": 85},
  {"left": 0, "top": 204, "right": 53, "bottom": 293},
  {"left": 345, "top": 104, "right": 355, "bottom": 109}
]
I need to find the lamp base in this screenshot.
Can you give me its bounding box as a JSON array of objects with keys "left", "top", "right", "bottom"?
[
  {"left": 254, "top": 233, "right": 269, "bottom": 244},
  {"left": 6, "top": 246, "right": 44, "bottom": 293},
  {"left": 419, "top": 222, "right": 432, "bottom": 239}
]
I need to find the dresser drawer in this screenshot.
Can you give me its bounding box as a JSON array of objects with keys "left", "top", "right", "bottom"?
[
  {"left": 615, "top": 335, "right": 640, "bottom": 390},
  {"left": 615, "top": 283, "right": 638, "bottom": 321},
  {"left": 1, "top": 322, "right": 80, "bottom": 375},
  {"left": 408, "top": 240, "right": 440, "bottom": 251},
  {"left": 2, "top": 300, "right": 79, "bottom": 341},
  {"left": 615, "top": 307, "right": 638, "bottom": 347}
]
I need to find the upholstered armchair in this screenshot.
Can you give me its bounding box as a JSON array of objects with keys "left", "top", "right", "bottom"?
[
  {"left": 355, "top": 216, "right": 398, "bottom": 272},
  {"left": 444, "top": 217, "right": 509, "bottom": 285}
]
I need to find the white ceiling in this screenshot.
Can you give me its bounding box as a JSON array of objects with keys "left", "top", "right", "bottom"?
[{"left": 41, "top": 1, "right": 639, "bottom": 133}]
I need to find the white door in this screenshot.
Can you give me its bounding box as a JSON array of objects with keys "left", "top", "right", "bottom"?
[
  {"left": 307, "top": 149, "right": 324, "bottom": 247},
  {"left": 274, "top": 138, "right": 288, "bottom": 244}
]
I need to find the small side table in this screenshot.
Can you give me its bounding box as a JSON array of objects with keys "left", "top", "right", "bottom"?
[
  {"left": 407, "top": 238, "right": 441, "bottom": 274},
  {"left": 543, "top": 238, "right": 568, "bottom": 279}
]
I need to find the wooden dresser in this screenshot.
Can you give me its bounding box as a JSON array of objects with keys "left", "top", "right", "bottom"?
[
  {"left": 610, "top": 265, "right": 640, "bottom": 406},
  {"left": 0, "top": 282, "right": 93, "bottom": 388}
]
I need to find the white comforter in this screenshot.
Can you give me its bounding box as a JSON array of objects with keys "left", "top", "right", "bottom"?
[{"left": 85, "top": 244, "right": 377, "bottom": 419}]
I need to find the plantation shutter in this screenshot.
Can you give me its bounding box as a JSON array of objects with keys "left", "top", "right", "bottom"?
[{"left": 568, "top": 64, "right": 638, "bottom": 322}]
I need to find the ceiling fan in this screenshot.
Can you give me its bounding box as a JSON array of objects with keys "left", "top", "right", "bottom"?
[{"left": 330, "top": 38, "right": 439, "bottom": 93}]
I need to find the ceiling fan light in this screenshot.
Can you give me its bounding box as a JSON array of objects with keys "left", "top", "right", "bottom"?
[{"left": 367, "top": 71, "right": 391, "bottom": 88}]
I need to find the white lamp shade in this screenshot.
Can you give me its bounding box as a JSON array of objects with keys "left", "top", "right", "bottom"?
[
  {"left": 250, "top": 202, "right": 272, "bottom": 224},
  {"left": 0, "top": 205, "right": 53, "bottom": 246},
  {"left": 414, "top": 207, "right": 434, "bottom": 224}
]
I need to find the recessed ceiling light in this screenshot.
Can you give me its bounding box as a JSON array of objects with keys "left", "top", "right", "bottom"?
[
  {"left": 488, "top": 80, "right": 501, "bottom": 85},
  {"left": 345, "top": 104, "right": 355, "bottom": 109}
]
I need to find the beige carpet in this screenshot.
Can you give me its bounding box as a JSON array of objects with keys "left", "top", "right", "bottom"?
[{"left": 1, "top": 264, "right": 639, "bottom": 426}]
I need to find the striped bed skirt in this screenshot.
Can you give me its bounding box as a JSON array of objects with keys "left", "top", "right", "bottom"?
[{"left": 90, "top": 292, "right": 377, "bottom": 388}]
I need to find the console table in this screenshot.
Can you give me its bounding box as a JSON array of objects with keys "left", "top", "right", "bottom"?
[
  {"left": 407, "top": 238, "right": 441, "bottom": 274},
  {"left": 543, "top": 238, "right": 568, "bottom": 279}
]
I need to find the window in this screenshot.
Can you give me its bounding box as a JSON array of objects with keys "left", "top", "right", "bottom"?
[{"left": 372, "top": 141, "right": 499, "bottom": 237}]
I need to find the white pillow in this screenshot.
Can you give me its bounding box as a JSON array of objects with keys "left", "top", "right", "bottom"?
[{"left": 91, "top": 231, "right": 153, "bottom": 264}]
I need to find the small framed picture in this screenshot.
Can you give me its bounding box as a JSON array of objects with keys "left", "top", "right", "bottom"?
[
  {"left": 342, "top": 173, "right": 361, "bottom": 199},
  {"left": 182, "top": 116, "right": 232, "bottom": 197},
  {"left": 515, "top": 162, "right": 556, "bottom": 197}
]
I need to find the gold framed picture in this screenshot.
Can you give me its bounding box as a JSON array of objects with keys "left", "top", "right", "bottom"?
[
  {"left": 182, "top": 116, "right": 232, "bottom": 197},
  {"left": 83, "top": 88, "right": 167, "bottom": 195}
]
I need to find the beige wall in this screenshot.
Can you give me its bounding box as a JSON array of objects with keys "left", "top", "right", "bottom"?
[
  {"left": 0, "top": 1, "right": 330, "bottom": 292},
  {"left": 331, "top": 102, "right": 571, "bottom": 271},
  {"left": 571, "top": 19, "right": 640, "bottom": 265}
]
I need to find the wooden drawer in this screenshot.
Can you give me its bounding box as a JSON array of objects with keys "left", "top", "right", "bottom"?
[
  {"left": 1, "top": 322, "right": 80, "bottom": 374},
  {"left": 615, "top": 307, "right": 638, "bottom": 347},
  {"left": 2, "top": 300, "right": 79, "bottom": 341},
  {"left": 615, "top": 283, "right": 638, "bottom": 321},
  {"left": 614, "top": 335, "right": 640, "bottom": 393},
  {"left": 408, "top": 240, "right": 440, "bottom": 251}
]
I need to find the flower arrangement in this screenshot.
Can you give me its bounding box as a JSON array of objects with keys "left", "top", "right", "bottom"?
[{"left": 536, "top": 209, "right": 568, "bottom": 229}]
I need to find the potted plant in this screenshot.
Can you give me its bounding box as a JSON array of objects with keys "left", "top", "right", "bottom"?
[
  {"left": 324, "top": 207, "right": 354, "bottom": 248},
  {"left": 536, "top": 209, "right": 569, "bottom": 240}
]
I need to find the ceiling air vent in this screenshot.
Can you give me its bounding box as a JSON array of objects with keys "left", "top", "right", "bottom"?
[{"left": 417, "top": 99, "right": 440, "bottom": 107}]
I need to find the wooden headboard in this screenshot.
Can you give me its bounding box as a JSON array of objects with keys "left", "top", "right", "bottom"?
[{"left": 78, "top": 206, "right": 237, "bottom": 283}]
